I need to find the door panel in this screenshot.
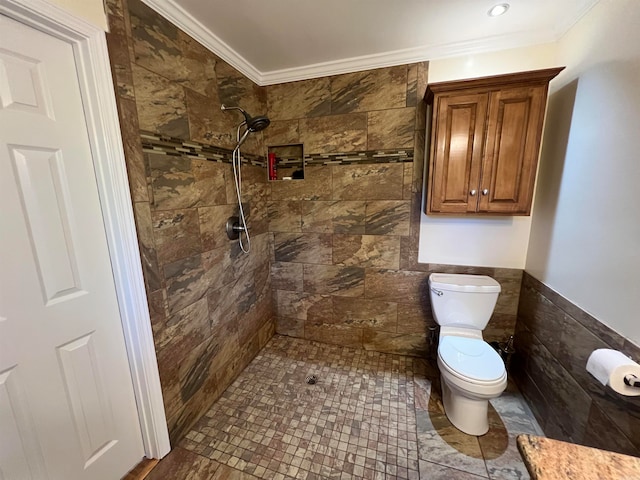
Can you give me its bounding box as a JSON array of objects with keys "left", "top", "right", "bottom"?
[
  {"left": 0, "top": 367, "right": 48, "bottom": 480},
  {"left": 428, "top": 93, "right": 487, "bottom": 214},
  {"left": 9, "top": 146, "right": 85, "bottom": 304},
  {"left": 57, "top": 334, "right": 116, "bottom": 467},
  {"left": 480, "top": 86, "right": 546, "bottom": 214},
  {"left": 0, "top": 46, "right": 54, "bottom": 118},
  {"left": 0, "top": 14, "right": 143, "bottom": 480}
]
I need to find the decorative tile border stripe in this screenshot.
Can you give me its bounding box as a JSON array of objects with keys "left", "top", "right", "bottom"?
[
  {"left": 304, "top": 149, "right": 413, "bottom": 166},
  {"left": 140, "top": 132, "right": 266, "bottom": 167},
  {"left": 140, "top": 132, "right": 414, "bottom": 168}
]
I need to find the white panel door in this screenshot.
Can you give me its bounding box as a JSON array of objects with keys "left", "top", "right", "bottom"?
[{"left": 0, "top": 14, "right": 144, "bottom": 480}]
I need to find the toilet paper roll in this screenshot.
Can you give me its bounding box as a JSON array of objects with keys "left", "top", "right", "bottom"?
[{"left": 586, "top": 349, "right": 640, "bottom": 397}]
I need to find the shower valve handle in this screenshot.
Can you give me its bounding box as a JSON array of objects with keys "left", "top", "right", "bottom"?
[{"left": 226, "top": 216, "right": 246, "bottom": 240}]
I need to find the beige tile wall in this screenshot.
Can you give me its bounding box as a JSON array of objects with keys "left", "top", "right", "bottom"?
[
  {"left": 266, "top": 66, "right": 523, "bottom": 356},
  {"left": 105, "top": 0, "right": 273, "bottom": 443}
]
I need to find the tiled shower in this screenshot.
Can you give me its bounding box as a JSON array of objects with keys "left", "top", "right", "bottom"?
[
  {"left": 106, "top": 0, "right": 274, "bottom": 443},
  {"left": 106, "top": 0, "right": 523, "bottom": 446},
  {"left": 106, "top": 0, "right": 638, "bottom": 473}
]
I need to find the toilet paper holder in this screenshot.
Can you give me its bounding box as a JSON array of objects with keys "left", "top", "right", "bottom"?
[
  {"left": 624, "top": 374, "right": 640, "bottom": 388},
  {"left": 586, "top": 349, "right": 640, "bottom": 397}
]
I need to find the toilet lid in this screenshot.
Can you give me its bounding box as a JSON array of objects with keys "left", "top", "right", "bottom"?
[{"left": 438, "top": 336, "right": 505, "bottom": 382}]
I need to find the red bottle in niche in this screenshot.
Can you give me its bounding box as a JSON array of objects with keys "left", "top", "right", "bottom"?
[{"left": 268, "top": 152, "right": 277, "bottom": 180}]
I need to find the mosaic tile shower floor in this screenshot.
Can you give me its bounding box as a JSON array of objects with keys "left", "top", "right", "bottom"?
[{"left": 170, "top": 335, "right": 543, "bottom": 480}]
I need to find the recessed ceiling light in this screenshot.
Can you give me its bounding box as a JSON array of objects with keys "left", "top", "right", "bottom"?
[{"left": 488, "top": 3, "right": 510, "bottom": 17}]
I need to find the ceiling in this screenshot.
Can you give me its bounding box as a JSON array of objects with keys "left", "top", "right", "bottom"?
[{"left": 143, "top": 0, "right": 599, "bottom": 85}]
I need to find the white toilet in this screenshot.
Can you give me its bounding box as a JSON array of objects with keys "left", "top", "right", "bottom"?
[{"left": 428, "top": 273, "right": 508, "bottom": 436}]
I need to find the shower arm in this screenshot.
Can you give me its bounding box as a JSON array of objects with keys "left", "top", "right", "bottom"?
[
  {"left": 222, "top": 104, "right": 270, "bottom": 134},
  {"left": 221, "top": 104, "right": 251, "bottom": 128}
]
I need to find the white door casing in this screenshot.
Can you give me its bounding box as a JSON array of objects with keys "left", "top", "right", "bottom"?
[
  {"left": 0, "top": 0, "right": 170, "bottom": 473},
  {"left": 0, "top": 12, "right": 146, "bottom": 479}
]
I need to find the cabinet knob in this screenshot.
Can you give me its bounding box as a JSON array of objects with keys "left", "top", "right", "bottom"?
[
  {"left": 482, "top": 189, "right": 489, "bottom": 195},
  {"left": 470, "top": 190, "right": 477, "bottom": 196}
]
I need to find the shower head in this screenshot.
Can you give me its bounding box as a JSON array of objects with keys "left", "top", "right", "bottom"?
[
  {"left": 247, "top": 115, "right": 270, "bottom": 132},
  {"left": 221, "top": 104, "right": 270, "bottom": 132}
]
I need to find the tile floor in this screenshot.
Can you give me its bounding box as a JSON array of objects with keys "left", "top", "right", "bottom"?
[{"left": 156, "top": 335, "right": 543, "bottom": 479}]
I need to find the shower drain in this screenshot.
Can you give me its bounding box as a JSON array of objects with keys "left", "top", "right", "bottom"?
[{"left": 305, "top": 374, "right": 318, "bottom": 385}]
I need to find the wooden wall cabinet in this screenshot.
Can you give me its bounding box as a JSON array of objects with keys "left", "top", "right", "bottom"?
[{"left": 424, "top": 67, "right": 564, "bottom": 215}]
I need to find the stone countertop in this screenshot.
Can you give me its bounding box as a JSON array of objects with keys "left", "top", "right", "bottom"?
[{"left": 517, "top": 434, "right": 640, "bottom": 480}]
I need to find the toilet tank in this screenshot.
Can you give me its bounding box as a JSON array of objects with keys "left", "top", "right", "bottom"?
[{"left": 428, "top": 274, "right": 501, "bottom": 330}]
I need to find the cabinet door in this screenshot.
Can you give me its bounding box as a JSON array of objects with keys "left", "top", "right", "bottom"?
[
  {"left": 428, "top": 92, "right": 488, "bottom": 214},
  {"left": 479, "top": 85, "right": 546, "bottom": 214}
]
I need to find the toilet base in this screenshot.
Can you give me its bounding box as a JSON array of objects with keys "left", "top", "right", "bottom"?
[{"left": 441, "top": 377, "right": 490, "bottom": 436}]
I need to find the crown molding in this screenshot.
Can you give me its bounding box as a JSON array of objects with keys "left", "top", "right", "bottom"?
[
  {"left": 140, "top": 0, "right": 562, "bottom": 86},
  {"left": 259, "top": 30, "right": 557, "bottom": 85},
  {"left": 555, "top": 0, "right": 599, "bottom": 39},
  {"left": 140, "top": 0, "right": 262, "bottom": 85}
]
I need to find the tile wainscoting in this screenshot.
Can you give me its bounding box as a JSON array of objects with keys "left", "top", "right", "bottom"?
[{"left": 513, "top": 272, "right": 640, "bottom": 456}]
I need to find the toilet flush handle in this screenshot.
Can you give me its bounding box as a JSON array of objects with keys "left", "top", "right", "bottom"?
[{"left": 431, "top": 287, "right": 444, "bottom": 297}]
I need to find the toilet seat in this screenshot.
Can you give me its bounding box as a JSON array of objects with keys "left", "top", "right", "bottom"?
[{"left": 438, "top": 336, "right": 506, "bottom": 385}]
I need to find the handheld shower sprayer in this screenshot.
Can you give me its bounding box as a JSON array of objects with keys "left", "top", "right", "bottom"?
[{"left": 221, "top": 104, "right": 270, "bottom": 254}]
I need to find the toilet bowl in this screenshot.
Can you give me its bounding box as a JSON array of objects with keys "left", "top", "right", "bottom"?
[
  {"left": 428, "top": 273, "right": 507, "bottom": 436},
  {"left": 437, "top": 335, "right": 507, "bottom": 435}
]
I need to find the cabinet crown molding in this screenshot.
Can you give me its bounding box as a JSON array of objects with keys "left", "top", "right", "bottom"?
[{"left": 425, "top": 67, "right": 565, "bottom": 103}]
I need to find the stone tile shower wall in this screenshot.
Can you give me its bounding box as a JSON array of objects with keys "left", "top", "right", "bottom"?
[
  {"left": 266, "top": 66, "right": 523, "bottom": 356},
  {"left": 513, "top": 273, "right": 640, "bottom": 456},
  {"left": 105, "top": 0, "right": 273, "bottom": 443}
]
